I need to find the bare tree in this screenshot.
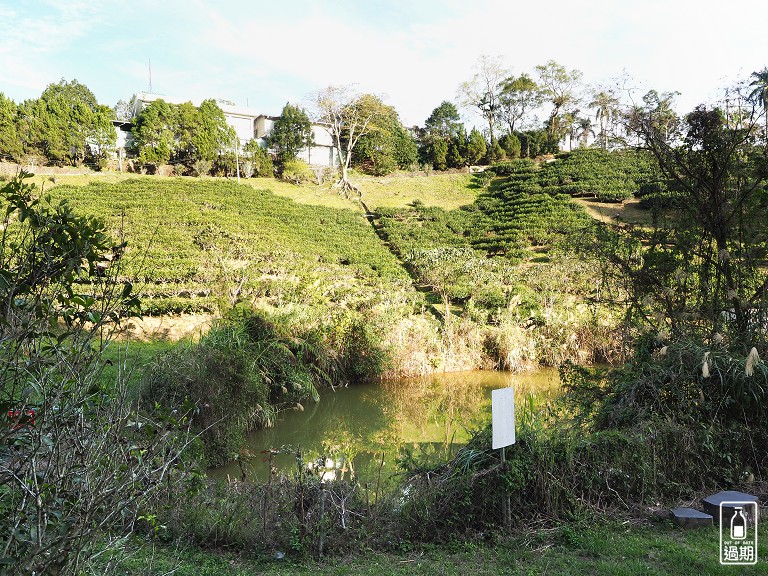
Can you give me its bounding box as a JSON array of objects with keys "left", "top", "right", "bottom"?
[
  {"left": 458, "top": 55, "right": 509, "bottom": 144},
  {"left": 310, "top": 85, "right": 384, "bottom": 197}
]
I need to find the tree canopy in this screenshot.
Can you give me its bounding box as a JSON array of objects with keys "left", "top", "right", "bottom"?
[
  {"left": 131, "top": 98, "right": 234, "bottom": 174},
  {"left": 458, "top": 55, "right": 508, "bottom": 144},
  {"left": 13, "top": 79, "right": 116, "bottom": 166},
  {"left": 266, "top": 102, "right": 315, "bottom": 165},
  {"left": 353, "top": 96, "right": 417, "bottom": 175}
]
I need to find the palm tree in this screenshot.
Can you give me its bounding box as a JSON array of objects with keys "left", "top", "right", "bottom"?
[
  {"left": 748, "top": 67, "right": 768, "bottom": 140},
  {"left": 589, "top": 90, "right": 619, "bottom": 149},
  {"left": 560, "top": 109, "right": 580, "bottom": 151},
  {"left": 576, "top": 117, "right": 595, "bottom": 148}
]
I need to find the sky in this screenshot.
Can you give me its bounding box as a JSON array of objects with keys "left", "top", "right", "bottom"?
[{"left": 1, "top": 0, "right": 766, "bottom": 128}]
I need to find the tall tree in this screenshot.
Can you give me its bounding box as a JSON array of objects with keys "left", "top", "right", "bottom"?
[
  {"left": 87, "top": 103, "right": 117, "bottom": 164},
  {"left": 575, "top": 116, "right": 595, "bottom": 148},
  {"left": 425, "top": 101, "right": 463, "bottom": 139},
  {"left": 266, "top": 102, "right": 315, "bottom": 164},
  {"left": 610, "top": 101, "right": 768, "bottom": 344},
  {"left": 25, "top": 79, "right": 115, "bottom": 165},
  {"left": 132, "top": 99, "right": 176, "bottom": 170},
  {"left": 458, "top": 55, "right": 508, "bottom": 143},
  {"left": 423, "top": 101, "right": 464, "bottom": 170},
  {"left": 195, "top": 99, "right": 235, "bottom": 162},
  {"left": 498, "top": 73, "right": 543, "bottom": 134},
  {"left": 173, "top": 101, "right": 201, "bottom": 165},
  {"left": 466, "top": 128, "right": 487, "bottom": 165},
  {"left": 638, "top": 90, "right": 680, "bottom": 142},
  {"left": 560, "top": 108, "right": 581, "bottom": 151},
  {"left": 311, "top": 85, "right": 386, "bottom": 195},
  {"left": 353, "top": 97, "right": 417, "bottom": 175},
  {"left": 589, "top": 89, "right": 620, "bottom": 148},
  {"left": 748, "top": 67, "right": 768, "bottom": 140},
  {"left": 535, "top": 60, "right": 583, "bottom": 145},
  {"left": 0, "top": 93, "right": 23, "bottom": 161},
  {"left": 448, "top": 125, "right": 468, "bottom": 168}
]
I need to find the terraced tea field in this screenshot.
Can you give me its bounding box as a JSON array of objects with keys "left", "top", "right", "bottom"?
[{"left": 50, "top": 178, "right": 412, "bottom": 315}]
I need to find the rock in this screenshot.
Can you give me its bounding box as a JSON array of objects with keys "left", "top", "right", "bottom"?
[
  {"left": 701, "top": 491, "right": 760, "bottom": 525},
  {"left": 669, "top": 507, "right": 713, "bottom": 529}
]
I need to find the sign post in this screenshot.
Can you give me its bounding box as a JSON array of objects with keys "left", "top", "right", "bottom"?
[{"left": 492, "top": 387, "right": 515, "bottom": 529}]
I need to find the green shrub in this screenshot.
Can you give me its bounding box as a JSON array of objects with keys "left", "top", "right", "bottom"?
[
  {"left": 142, "top": 307, "right": 322, "bottom": 466},
  {"left": 281, "top": 158, "right": 315, "bottom": 184}
]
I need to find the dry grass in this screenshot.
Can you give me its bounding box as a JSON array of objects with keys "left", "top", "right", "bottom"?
[
  {"left": 118, "top": 313, "right": 214, "bottom": 342},
  {"left": 573, "top": 197, "right": 651, "bottom": 227},
  {"left": 2, "top": 163, "right": 478, "bottom": 213}
]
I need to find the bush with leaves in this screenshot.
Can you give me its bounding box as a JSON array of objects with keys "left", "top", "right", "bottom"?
[
  {"left": 242, "top": 139, "right": 274, "bottom": 177},
  {"left": 0, "top": 172, "right": 194, "bottom": 575},
  {"left": 142, "top": 307, "right": 327, "bottom": 467},
  {"left": 280, "top": 158, "right": 315, "bottom": 184}
]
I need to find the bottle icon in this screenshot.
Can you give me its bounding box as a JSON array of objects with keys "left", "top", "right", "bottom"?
[{"left": 731, "top": 507, "right": 747, "bottom": 540}]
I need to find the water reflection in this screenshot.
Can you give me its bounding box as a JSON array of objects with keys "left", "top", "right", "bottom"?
[{"left": 211, "top": 369, "right": 560, "bottom": 483}]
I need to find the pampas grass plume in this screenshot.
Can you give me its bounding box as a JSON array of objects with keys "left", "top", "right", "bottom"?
[{"left": 746, "top": 347, "right": 760, "bottom": 377}]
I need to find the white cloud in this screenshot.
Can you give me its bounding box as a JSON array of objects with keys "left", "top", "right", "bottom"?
[{"left": 3, "top": 0, "right": 767, "bottom": 125}]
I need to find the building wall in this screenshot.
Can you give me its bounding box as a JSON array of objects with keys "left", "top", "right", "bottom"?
[
  {"left": 227, "top": 115, "right": 255, "bottom": 142},
  {"left": 254, "top": 116, "right": 275, "bottom": 139},
  {"left": 297, "top": 145, "right": 338, "bottom": 168},
  {"left": 311, "top": 124, "right": 333, "bottom": 147}
]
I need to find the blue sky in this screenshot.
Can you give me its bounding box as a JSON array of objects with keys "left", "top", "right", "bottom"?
[{"left": 1, "top": 0, "right": 766, "bottom": 127}]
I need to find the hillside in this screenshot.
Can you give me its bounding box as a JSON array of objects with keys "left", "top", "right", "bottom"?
[{"left": 41, "top": 160, "right": 630, "bottom": 376}]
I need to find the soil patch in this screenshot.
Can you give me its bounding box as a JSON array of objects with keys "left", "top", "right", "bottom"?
[{"left": 119, "top": 313, "right": 213, "bottom": 342}]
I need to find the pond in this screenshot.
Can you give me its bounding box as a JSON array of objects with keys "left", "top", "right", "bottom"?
[{"left": 210, "top": 369, "right": 561, "bottom": 483}]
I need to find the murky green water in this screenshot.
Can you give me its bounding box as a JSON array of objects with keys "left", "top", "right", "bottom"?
[{"left": 211, "top": 369, "right": 560, "bottom": 483}]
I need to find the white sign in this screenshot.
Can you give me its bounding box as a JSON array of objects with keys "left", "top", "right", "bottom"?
[{"left": 492, "top": 387, "right": 515, "bottom": 449}]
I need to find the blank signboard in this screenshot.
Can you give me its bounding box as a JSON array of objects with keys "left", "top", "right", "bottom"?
[{"left": 492, "top": 386, "right": 515, "bottom": 449}]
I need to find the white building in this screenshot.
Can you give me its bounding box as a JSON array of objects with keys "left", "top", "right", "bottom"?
[{"left": 127, "top": 92, "right": 337, "bottom": 167}]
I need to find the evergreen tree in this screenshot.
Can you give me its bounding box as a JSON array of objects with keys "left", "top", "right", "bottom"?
[
  {"left": 352, "top": 96, "right": 416, "bottom": 176},
  {"left": 173, "top": 101, "right": 201, "bottom": 165},
  {"left": 242, "top": 140, "right": 274, "bottom": 177},
  {"left": 447, "top": 140, "right": 465, "bottom": 168},
  {"left": 37, "top": 79, "right": 114, "bottom": 165},
  {"left": 499, "top": 132, "right": 521, "bottom": 159},
  {"left": 195, "top": 99, "right": 235, "bottom": 162},
  {"left": 449, "top": 125, "right": 469, "bottom": 168},
  {"left": 423, "top": 101, "right": 464, "bottom": 170},
  {"left": 266, "top": 103, "right": 314, "bottom": 164},
  {"left": 0, "top": 93, "right": 23, "bottom": 161},
  {"left": 431, "top": 138, "right": 448, "bottom": 170},
  {"left": 466, "top": 128, "right": 487, "bottom": 165},
  {"left": 132, "top": 99, "right": 176, "bottom": 170}
]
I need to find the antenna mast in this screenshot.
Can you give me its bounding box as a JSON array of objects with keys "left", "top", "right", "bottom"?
[{"left": 148, "top": 58, "right": 153, "bottom": 93}]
